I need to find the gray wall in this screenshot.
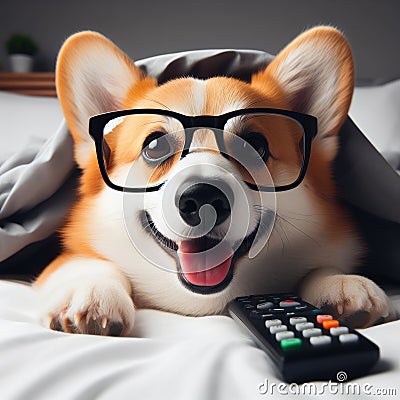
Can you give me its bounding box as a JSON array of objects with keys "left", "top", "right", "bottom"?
[{"left": 1, "top": 0, "right": 399, "bottom": 84}]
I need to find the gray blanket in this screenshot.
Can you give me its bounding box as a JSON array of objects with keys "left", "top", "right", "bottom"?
[{"left": 1, "top": 49, "right": 399, "bottom": 281}]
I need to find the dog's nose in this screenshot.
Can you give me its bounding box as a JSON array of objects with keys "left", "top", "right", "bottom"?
[{"left": 177, "top": 183, "right": 231, "bottom": 227}]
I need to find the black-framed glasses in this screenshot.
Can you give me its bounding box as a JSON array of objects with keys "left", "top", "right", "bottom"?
[{"left": 88, "top": 108, "right": 317, "bottom": 192}]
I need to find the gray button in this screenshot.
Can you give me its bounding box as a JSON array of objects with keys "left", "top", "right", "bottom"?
[
  {"left": 310, "top": 335, "right": 332, "bottom": 346},
  {"left": 289, "top": 317, "right": 307, "bottom": 325},
  {"left": 256, "top": 301, "right": 274, "bottom": 310},
  {"left": 270, "top": 325, "right": 288, "bottom": 334},
  {"left": 295, "top": 322, "right": 314, "bottom": 331},
  {"left": 302, "top": 328, "right": 322, "bottom": 338},
  {"left": 265, "top": 319, "right": 282, "bottom": 328},
  {"left": 330, "top": 327, "right": 349, "bottom": 336},
  {"left": 339, "top": 333, "right": 359, "bottom": 344},
  {"left": 275, "top": 331, "right": 295, "bottom": 341}
]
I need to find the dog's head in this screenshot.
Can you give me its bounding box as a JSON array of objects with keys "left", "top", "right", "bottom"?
[{"left": 57, "top": 27, "right": 354, "bottom": 314}]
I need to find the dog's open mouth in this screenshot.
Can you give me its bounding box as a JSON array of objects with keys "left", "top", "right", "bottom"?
[{"left": 142, "top": 212, "right": 258, "bottom": 294}]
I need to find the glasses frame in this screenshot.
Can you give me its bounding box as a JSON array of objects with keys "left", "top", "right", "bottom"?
[{"left": 88, "top": 108, "right": 317, "bottom": 193}]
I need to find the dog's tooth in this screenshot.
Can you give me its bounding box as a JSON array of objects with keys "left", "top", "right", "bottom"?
[
  {"left": 337, "top": 304, "right": 343, "bottom": 315},
  {"left": 102, "top": 316, "right": 108, "bottom": 329}
]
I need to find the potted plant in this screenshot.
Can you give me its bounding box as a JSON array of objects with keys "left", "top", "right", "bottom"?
[{"left": 5, "top": 33, "right": 38, "bottom": 73}]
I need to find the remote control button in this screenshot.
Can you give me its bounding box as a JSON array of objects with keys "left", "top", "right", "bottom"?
[
  {"left": 275, "top": 331, "right": 295, "bottom": 341},
  {"left": 279, "top": 301, "right": 301, "bottom": 307},
  {"left": 302, "top": 328, "right": 322, "bottom": 338},
  {"left": 270, "top": 325, "right": 288, "bottom": 334},
  {"left": 280, "top": 338, "right": 302, "bottom": 351},
  {"left": 310, "top": 335, "right": 332, "bottom": 346},
  {"left": 236, "top": 296, "right": 250, "bottom": 301},
  {"left": 330, "top": 327, "right": 349, "bottom": 336},
  {"left": 322, "top": 320, "right": 339, "bottom": 329},
  {"left": 295, "top": 322, "right": 314, "bottom": 331},
  {"left": 286, "top": 312, "right": 296, "bottom": 316},
  {"left": 256, "top": 302, "right": 274, "bottom": 310},
  {"left": 252, "top": 295, "right": 266, "bottom": 301},
  {"left": 243, "top": 304, "right": 255, "bottom": 309},
  {"left": 270, "top": 308, "right": 285, "bottom": 313},
  {"left": 316, "top": 314, "right": 333, "bottom": 324},
  {"left": 289, "top": 317, "right": 307, "bottom": 325},
  {"left": 265, "top": 319, "right": 282, "bottom": 328},
  {"left": 339, "top": 333, "right": 359, "bottom": 344},
  {"left": 250, "top": 311, "right": 273, "bottom": 319},
  {"left": 312, "top": 309, "right": 323, "bottom": 314},
  {"left": 294, "top": 305, "right": 309, "bottom": 310}
]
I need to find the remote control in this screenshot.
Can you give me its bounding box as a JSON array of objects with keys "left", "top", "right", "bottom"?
[{"left": 227, "top": 293, "right": 379, "bottom": 383}]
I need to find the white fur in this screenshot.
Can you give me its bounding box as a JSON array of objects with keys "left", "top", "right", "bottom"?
[
  {"left": 36, "top": 258, "right": 135, "bottom": 334},
  {"left": 300, "top": 272, "right": 392, "bottom": 326},
  {"left": 190, "top": 79, "right": 207, "bottom": 115}
]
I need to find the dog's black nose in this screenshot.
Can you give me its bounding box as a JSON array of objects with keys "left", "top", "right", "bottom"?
[{"left": 178, "top": 183, "right": 231, "bottom": 227}]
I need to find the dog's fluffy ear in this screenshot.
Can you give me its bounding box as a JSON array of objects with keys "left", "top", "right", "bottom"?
[
  {"left": 252, "top": 26, "right": 354, "bottom": 159},
  {"left": 56, "top": 31, "right": 146, "bottom": 167}
]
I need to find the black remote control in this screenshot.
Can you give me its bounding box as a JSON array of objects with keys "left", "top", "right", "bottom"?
[{"left": 227, "top": 293, "right": 379, "bottom": 383}]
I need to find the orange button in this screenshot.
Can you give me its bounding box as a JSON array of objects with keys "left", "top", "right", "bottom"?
[
  {"left": 316, "top": 315, "right": 333, "bottom": 324},
  {"left": 322, "top": 320, "right": 339, "bottom": 329}
]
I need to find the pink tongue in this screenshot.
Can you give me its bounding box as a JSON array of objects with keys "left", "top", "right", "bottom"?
[{"left": 177, "top": 240, "right": 233, "bottom": 286}]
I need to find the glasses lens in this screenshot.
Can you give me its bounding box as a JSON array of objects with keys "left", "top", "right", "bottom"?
[
  {"left": 224, "top": 113, "right": 305, "bottom": 189},
  {"left": 101, "top": 113, "right": 184, "bottom": 189}
]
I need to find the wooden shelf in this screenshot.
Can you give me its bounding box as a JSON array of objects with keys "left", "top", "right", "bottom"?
[{"left": 0, "top": 72, "right": 56, "bottom": 97}]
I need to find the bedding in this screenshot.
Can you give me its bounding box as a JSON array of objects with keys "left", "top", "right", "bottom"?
[
  {"left": 0, "top": 49, "right": 399, "bottom": 399},
  {"left": 350, "top": 79, "right": 400, "bottom": 171},
  {"left": 0, "top": 280, "right": 399, "bottom": 400}
]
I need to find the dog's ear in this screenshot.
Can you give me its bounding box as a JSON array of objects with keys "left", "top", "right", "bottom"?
[
  {"left": 252, "top": 26, "right": 354, "bottom": 159},
  {"left": 56, "top": 31, "right": 147, "bottom": 167}
]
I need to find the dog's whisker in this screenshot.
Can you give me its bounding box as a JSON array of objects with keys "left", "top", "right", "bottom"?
[
  {"left": 279, "top": 215, "right": 321, "bottom": 226},
  {"left": 274, "top": 220, "right": 286, "bottom": 257},
  {"left": 276, "top": 214, "right": 321, "bottom": 247},
  {"left": 254, "top": 205, "right": 324, "bottom": 227}
]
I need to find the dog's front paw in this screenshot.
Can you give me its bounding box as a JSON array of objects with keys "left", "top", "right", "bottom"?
[
  {"left": 39, "top": 280, "right": 135, "bottom": 336},
  {"left": 302, "top": 274, "right": 391, "bottom": 328}
]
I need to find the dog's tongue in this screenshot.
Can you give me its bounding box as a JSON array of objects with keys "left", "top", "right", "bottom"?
[{"left": 177, "top": 239, "right": 233, "bottom": 286}]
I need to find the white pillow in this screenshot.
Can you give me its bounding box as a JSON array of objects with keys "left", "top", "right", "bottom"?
[
  {"left": 0, "top": 92, "right": 63, "bottom": 160},
  {"left": 350, "top": 79, "right": 400, "bottom": 157}
]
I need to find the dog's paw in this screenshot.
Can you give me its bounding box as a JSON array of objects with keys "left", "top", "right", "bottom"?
[
  {"left": 302, "top": 274, "right": 391, "bottom": 328},
  {"left": 39, "top": 280, "right": 135, "bottom": 336}
]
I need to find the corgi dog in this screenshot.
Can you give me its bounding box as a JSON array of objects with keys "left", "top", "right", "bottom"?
[{"left": 35, "top": 26, "right": 393, "bottom": 336}]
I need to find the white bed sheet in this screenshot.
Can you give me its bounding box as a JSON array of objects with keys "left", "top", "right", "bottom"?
[{"left": 0, "top": 280, "right": 399, "bottom": 400}]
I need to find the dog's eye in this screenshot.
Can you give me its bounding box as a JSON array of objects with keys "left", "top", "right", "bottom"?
[
  {"left": 142, "top": 131, "right": 174, "bottom": 162},
  {"left": 241, "top": 132, "right": 270, "bottom": 162}
]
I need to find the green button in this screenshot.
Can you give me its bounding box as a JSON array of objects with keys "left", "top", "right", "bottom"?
[{"left": 280, "top": 338, "right": 302, "bottom": 351}]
